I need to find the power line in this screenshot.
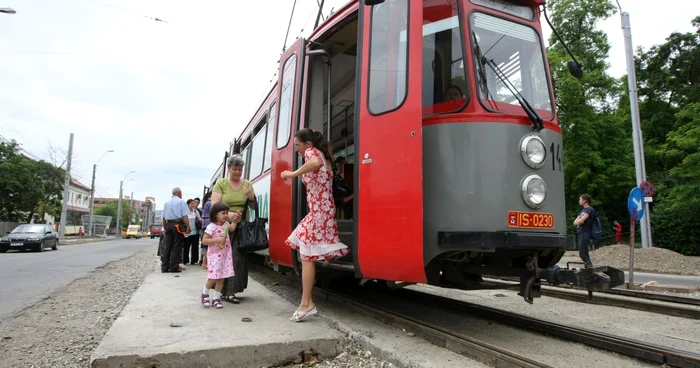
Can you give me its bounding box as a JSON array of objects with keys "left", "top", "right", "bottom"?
[
  {"left": 281, "top": 0, "right": 298, "bottom": 52},
  {"left": 0, "top": 48, "right": 77, "bottom": 55},
  {"left": 88, "top": 0, "right": 173, "bottom": 24}
]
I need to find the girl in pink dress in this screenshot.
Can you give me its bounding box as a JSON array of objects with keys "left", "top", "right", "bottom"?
[
  {"left": 281, "top": 128, "right": 349, "bottom": 322},
  {"left": 200, "top": 202, "right": 240, "bottom": 309}
]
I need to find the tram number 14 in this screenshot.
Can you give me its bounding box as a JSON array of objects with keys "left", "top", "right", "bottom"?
[{"left": 550, "top": 143, "right": 562, "bottom": 172}]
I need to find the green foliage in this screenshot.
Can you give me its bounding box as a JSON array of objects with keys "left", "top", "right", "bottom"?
[
  {"left": 0, "top": 140, "right": 65, "bottom": 223},
  {"left": 547, "top": 2, "right": 699, "bottom": 254},
  {"left": 651, "top": 206, "right": 700, "bottom": 255},
  {"left": 94, "top": 200, "right": 135, "bottom": 229}
]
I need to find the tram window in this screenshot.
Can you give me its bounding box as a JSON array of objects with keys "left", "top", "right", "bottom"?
[
  {"left": 277, "top": 54, "right": 297, "bottom": 149},
  {"left": 422, "top": 1, "right": 469, "bottom": 116},
  {"left": 239, "top": 144, "right": 250, "bottom": 179},
  {"left": 470, "top": 12, "right": 554, "bottom": 119},
  {"left": 263, "top": 102, "right": 276, "bottom": 171},
  {"left": 367, "top": 0, "right": 408, "bottom": 115},
  {"left": 249, "top": 121, "right": 267, "bottom": 180}
]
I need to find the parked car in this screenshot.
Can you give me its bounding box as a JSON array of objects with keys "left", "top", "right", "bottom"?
[
  {"left": 124, "top": 225, "right": 143, "bottom": 239},
  {"left": 0, "top": 224, "right": 59, "bottom": 253},
  {"left": 149, "top": 224, "right": 163, "bottom": 239}
]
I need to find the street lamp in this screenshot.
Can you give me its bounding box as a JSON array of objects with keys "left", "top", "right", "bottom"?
[
  {"left": 0, "top": 8, "right": 16, "bottom": 14},
  {"left": 88, "top": 150, "right": 114, "bottom": 236},
  {"left": 115, "top": 171, "right": 135, "bottom": 236}
]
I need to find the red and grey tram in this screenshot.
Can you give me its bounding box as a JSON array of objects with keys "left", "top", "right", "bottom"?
[{"left": 206, "top": 0, "right": 624, "bottom": 303}]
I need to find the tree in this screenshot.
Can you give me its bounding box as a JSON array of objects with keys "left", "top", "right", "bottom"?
[
  {"left": 0, "top": 140, "right": 65, "bottom": 223},
  {"left": 546, "top": 0, "right": 636, "bottom": 225},
  {"left": 94, "top": 200, "right": 135, "bottom": 230}
]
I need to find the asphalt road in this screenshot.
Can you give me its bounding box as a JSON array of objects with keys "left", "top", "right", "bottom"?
[{"left": 0, "top": 237, "right": 157, "bottom": 321}]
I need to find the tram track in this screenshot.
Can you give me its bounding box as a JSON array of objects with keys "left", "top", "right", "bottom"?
[
  {"left": 483, "top": 277, "right": 700, "bottom": 320},
  {"left": 251, "top": 262, "right": 700, "bottom": 368}
]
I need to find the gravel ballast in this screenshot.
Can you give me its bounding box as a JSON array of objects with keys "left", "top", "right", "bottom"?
[
  {"left": 591, "top": 244, "right": 700, "bottom": 276},
  {"left": 0, "top": 249, "right": 156, "bottom": 368}
]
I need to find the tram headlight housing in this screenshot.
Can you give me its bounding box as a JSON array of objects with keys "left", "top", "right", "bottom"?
[
  {"left": 521, "top": 174, "right": 547, "bottom": 209},
  {"left": 520, "top": 135, "right": 547, "bottom": 169}
]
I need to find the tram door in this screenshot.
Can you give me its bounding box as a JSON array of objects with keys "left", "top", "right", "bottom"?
[
  {"left": 269, "top": 38, "right": 306, "bottom": 266},
  {"left": 356, "top": 0, "right": 425, "bottom": 282}
]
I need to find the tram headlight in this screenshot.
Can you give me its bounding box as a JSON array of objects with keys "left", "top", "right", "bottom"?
[
  {"left": 520, "top": 135, "right": 547, "bottom": 169},
  {"left": 521, "top": 174, "right": 547, "bottom": 209}
]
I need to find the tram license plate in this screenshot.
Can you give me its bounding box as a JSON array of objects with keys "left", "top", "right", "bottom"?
[
  {"left": 10, "top": 242, "right": 23, "bottom": 246},
  {"left": 507, "top": 211, "right": 554, "bottom": 229}
]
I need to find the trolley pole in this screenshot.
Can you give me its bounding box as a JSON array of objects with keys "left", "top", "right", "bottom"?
[
  {"left": 620, "top": 10, "right": 652, "bottom": 249},
  {"left": 59, "top": 133, "right": 74, "bottom": 239}
]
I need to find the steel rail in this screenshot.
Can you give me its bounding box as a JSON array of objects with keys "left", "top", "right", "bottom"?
[
  {"left": 251, "top": 263, "right": 551, "bottom": 368},
  {"left": 483, "top": 278, "right": 700, "bottom": 319},
  {"left": 390, "top": 288, "right": 700, "bottom": 368}
]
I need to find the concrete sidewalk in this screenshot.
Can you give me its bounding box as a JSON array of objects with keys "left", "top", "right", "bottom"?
[{"left": 90, "top": 262, "right": 343, "bottom": 368}]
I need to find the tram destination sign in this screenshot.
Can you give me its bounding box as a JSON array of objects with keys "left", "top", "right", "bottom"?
[{"left": 507, "top": 211, "right": 554, "bottom": 229}]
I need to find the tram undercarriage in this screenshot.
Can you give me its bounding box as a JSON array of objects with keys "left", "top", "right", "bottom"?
[{"left": 424, "top": 249, "right": 626, "bottom": 304}]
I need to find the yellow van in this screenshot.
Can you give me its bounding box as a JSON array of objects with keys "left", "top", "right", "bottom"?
[{"left": 125, "top": 225, "right": 142, "bottom": 239}]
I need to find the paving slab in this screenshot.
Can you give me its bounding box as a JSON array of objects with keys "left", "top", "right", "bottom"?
[{"left": 90, "top": 263, "right": 343, "bottom": 368}]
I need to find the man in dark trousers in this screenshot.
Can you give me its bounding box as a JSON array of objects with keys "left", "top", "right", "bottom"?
[{"left": 161, "top": 187, "right": 190, "bottom": 273}]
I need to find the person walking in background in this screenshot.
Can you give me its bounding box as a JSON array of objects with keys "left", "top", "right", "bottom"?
[
  {"left": 199, "top": 191, "right": 213, "bottom": 267},
  {"left": 211, "top": 154, "right": 257, "bottom": 304},
  {"left": 182, "top": 199, "right": 201, "bottom": 266},
  {"left": 200, "top": 202, "right": 239, "bottom": 309},
  {"left": 282, "top": 128, "right": 349, "bottom": 322},
  {"left": 613, "top": 220, "right": 623, "bottom": 244},
  {"left": 573, "top": 194, "right": 596, "bottom": 268},
  {"left": 161, "top": 187, "right": 190, "bottom": 273}
]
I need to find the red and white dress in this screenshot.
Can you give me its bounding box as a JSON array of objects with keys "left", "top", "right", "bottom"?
[{"left": 286, "top": 147, "right": 349, "bottom": 262}]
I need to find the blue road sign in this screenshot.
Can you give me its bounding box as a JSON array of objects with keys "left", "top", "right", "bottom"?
[{"left": 628, "top": 187, "right": 645, "bottom": 221}]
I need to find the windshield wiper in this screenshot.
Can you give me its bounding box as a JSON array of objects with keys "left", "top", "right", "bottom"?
[
  {"left": 471, "top": 32, "right": 544, "bottom": 130},
  {"left": 484, "top": 58, "right": 544, "bottom": 130}
]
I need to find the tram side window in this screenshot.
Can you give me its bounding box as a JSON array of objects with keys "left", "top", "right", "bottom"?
[
  {"left": 239, "top": 143, "right": 250, "bottom": 179},
  {"left": 277, "top": 55, "right": 297, "bottom": 148},
  {"left": 263, "top": 102, "right": 276, "bottom": 171},
  {"left": 367, "top": 0, "right": 408, "bottom": 115},
  {"left": 423, "top": 1, "right": 468, "bottom": 116},
  {"left": 249, "top": 120, "right": 267, "bottom": 180}
]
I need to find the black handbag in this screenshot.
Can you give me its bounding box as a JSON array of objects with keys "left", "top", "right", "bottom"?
[{"left": 236, "top": 199, "right": 269, "bottom": 253}]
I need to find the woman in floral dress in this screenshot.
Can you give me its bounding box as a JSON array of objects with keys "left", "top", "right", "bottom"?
[{"left": 281, "top": 128, "right": 349, "bottom": 322}]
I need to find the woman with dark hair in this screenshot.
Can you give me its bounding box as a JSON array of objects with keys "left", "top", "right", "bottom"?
[
  {"left": 199, "top": 191, "right": 213, "bottom": 267},
  {"left": 211, "top": 154, "right": 256, "bottom": 304},
  {"left": 281, "top": 128, "right": 349, "bottom": 322},
  {"left": 573, "top": 193, "right": 595, "bottom": 268}
]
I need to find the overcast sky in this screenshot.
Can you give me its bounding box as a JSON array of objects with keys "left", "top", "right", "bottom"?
[{"left": 0, "top": 0, "right": 697, "bottom": 210}]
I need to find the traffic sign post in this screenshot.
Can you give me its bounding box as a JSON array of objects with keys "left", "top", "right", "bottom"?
[{"left": 627, "top": 187, "right": 645, "bottom": 289}]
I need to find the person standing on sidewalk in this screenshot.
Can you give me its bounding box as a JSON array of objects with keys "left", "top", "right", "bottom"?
[
  {"left": 200, "top": 202, "right": 239, "bottom": 309},
  {"left": 161, "top": 187, "right": 190, "bottom": 273},
  {"left": 573, "top": 194, "right": 595, "bottom": 268},
  {"left": 182, "top": 199, "right": 201, "bottom": 266},
  {"left": 199, "top": 191, "right": 213, "bottom": 267}
]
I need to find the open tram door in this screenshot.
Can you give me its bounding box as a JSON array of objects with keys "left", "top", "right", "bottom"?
[{"left": 355, "top": 0, "right": 425, "bottom": 283}]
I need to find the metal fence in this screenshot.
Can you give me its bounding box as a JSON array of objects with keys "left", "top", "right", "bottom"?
[{"left": 0, "top": 222, "right": 20, "bottom": 235}]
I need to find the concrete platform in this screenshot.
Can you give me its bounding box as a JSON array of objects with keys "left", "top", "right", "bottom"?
[{"left": 90, "top": 263, "right": 343, "bottom": 368}]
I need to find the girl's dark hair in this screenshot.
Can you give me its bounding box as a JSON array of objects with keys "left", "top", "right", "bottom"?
[
  {"left": 210, "top": 202, "right": 230, "bottom": 220},
  {"left": 295, "top": 128, "right": 333, "bottom": 163},
  {"left": 202, "top": 191, "right": 212, "bottom": 204},
  {"left": 580, "top": 194, "right": 593, "bottom": 205},
  {"left": 186, "top": 199, "right": 193, "bottom": 205}
]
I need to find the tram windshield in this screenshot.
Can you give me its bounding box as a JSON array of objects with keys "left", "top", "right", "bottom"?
[{"left": 469, "top": 12, "right": 553, "bottom": 119}]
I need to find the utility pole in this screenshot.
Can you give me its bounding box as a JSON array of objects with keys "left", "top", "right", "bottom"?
[
  {"left": 88, "top": 164, "right": 97, "bottom": 236},
  {"left": 59, "top": 134, "right": 74, "bottom": 239},
  {"left": 620, "top": 9, "right": 652, "bottom": 248},
  {"left": 116, "top": 181, "right": 123, "bottom": 236},
  {"left": 130, "top": 191, "right": 134, "bottom": 225}
]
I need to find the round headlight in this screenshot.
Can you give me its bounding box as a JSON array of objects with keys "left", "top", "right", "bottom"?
[
  {"left": 520, "top": 135, "right": 547, "bottom": 169},
  {"left": 521, "top": 174, "right": 547, "bottom": 208}
]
